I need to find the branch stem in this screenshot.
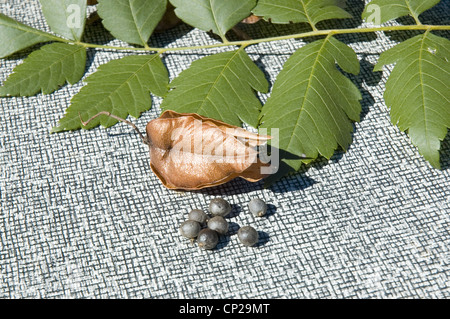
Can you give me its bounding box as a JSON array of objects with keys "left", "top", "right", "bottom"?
[
  {"left": 63, "top": 24, "right": 449, "bottom": 53},
  {"left": 79, "top": 111, "right": 148, "bottom": 144}
]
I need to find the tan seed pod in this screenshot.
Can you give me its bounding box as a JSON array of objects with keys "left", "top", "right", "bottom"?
[
  {"left": 146, "top": 111, "right": 271, "bottom": 190},
  {"left": 241, "top": 15, "right": 261, "bottom": 24}
]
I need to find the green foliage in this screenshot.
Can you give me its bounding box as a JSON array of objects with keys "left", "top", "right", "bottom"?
[
  {"left": 169, "top": 0, "right": 256, "bottom": 40},
  {"left": 374, "top": 32, "right": 450, "bottom": 168},
  {"left": 260, "top": 36, "right": 361, "bottom": 172},
  {"left": 39, "top": 0, "right": 87, "bottom": 41},
  {"left": 52, "top": 54, "right": 168, "bottom": 132},
  {"left": 0, "top": 13, "right": 54, "bottom": 58},
  {"left": 0, "top": 43, "right": 86, "bottom": 96},
  {"left": 0, "top": 0, "right": 448, "bottom": 183},
  {"left": 362, "top": 0, "right": 441, "bottom": 24},
  {"left": 253, "top": 0, "right": 352, "bottom": 26},
  {"left": 97, "top": 0, "right": 167, "bottom": 46},
  {"left": 161, "top": 48, "right": 268, "bottom": 127}
]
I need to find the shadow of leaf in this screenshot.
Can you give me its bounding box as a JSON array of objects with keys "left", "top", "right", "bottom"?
[
  {"left": 263, "top": 148, "right": 317, "bottom": 192},
  {"left": 440, "top": 129, "right": 450, "bottom": 170}
]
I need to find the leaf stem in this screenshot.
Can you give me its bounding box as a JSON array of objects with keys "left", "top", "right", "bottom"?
[
  {"left": 405, "top": 0, "right": 423, "bottom": 25},
  {"left": 62, "top": 24, "right": 450, "bottom": 53}
]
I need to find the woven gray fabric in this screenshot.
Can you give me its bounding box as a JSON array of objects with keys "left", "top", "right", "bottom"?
[{"left": 1, "top": 0, "right": 449, "bottom": 299}]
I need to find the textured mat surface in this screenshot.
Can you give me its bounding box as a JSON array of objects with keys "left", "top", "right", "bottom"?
[{"left": 0, "top": 0, "right": 449, "bottom": 298}]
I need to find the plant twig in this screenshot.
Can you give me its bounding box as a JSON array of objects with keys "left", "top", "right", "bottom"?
[
  {"left": 231, "top": 26, "right": 253, "bottom": 41},
  {"left": 61, "top": 24, "right": 450, "bottom": 53},
  {"left": 79, "top": 111, "right": 148, "bottom": 144}
]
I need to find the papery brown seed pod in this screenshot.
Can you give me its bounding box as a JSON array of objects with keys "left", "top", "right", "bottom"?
[
  {"left": 145, "top": 111, "right": 272, "bottom": 190},
  {"left": 241, "top": 15, "right": 261, "bottom": 24}
]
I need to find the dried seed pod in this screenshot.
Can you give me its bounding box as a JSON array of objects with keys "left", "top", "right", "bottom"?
[
  {"left": 146, "top": 111, "right": 272, "bottom": 190},
  {"left": 241, "top": 15, "right": 261, "bottom": 24}
]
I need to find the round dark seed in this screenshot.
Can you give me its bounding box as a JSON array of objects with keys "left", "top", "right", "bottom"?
[
  {"left": 179, "top": 220, "right": 201, "bottom": 239},
  {"left": 248, "top": 198, "right": 267, "bottom": 217},
  {"left": 237, "top": 226, "right": 258, "bottom": 247},
  {"left": 188, "top": 209, "right": 208, "bottom": 224},
  {"left": 209, "top": 198, "right": 231, "bottom": 217},
  {"left": 197, "top": 228, "right": 219, "bottom": 250},
  {"left": 207, "top": 216, "right": 229, "bottom": 235}
]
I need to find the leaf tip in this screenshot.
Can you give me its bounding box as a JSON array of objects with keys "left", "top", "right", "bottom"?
[
  {"left": 50, "top": 125, "right": 64, "bottom": 134},
  {"left": 431, "top": 162, "right": 442, "bottom": 170},
  {"left": 373, "top": 62, "right": 384, "bottom": 72},
  {"left": 422, "top": 152, "right": 442, "bottom": 170}
]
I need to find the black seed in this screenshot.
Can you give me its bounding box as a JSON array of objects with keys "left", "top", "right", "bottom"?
[
  {"left": 188, "top": 209, "right": 208, "bottom": 224},
  {"left": 237, "top": 226, "right": 258, "bottom": 247},
  {"left": 248, "top": 198, "right": 267, "bottom": 217},
  {"left": 197, "top": 228, "right": 219, "bottom": 250},
  {"left": 207, "top": 216, "right": 229, "bottom": 235},
  {"left": 179, "top": 220, "right": 201, "bottom": 239},
  {"left": 209, "top": 198, "right": 231, "bottom": 217}
]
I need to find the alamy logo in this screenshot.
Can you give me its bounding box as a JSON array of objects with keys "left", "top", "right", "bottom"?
[
  {"left": 66, "top": 4, "right": 82, "bottom": 29},
  {"left": 168, "top": 118, "right": 279, "bottom": 175},
  {"left": 365, "top": 4, "right": 381, "bottom": 25}
]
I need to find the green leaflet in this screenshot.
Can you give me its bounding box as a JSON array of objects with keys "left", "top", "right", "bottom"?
[
  {"left": 52, "top": 54, "right": 169, "bottom": 132},
  {"left": 0, "top": 13, "right": 55, "bottom": 58},
  {"left": 374, "top": 32, "right": 450, "bottom": 168},
  {"left": 169, "top": 0, "right": 256, "bottom": 40},
  {"left": 260, "top": 36, "right": 361, "bottom": 174},
  {"left": 252, "top": 0, "right": 352, "bottom": 26},
  {"left": 362, "top": 0, "right": 440, "bottom": 24},
  {"left": 0, "top": 43, "right": 86, "bottom": 96},
  {"left": 161, "top": 48, "right": 268, "bottom": 127},
  {"left": 39, "top": 0, "right": 87, "bottom": 41},
  {"left": 97, "top": 0, "right": 167, "bottom": 46}
]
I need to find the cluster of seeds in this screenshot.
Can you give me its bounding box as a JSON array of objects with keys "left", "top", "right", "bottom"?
[{"left": 179, "top": 197, "right": 268, "bottom": 250}]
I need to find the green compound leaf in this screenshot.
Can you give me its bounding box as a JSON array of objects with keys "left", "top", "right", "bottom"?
[
  {"left": 260, "top": 36, "right": 361, "bottom": 174},
  {"left": 374, "top": 32, "right": 450, "bottom": 168},
  {"left": 97, "top": 0, "right": 167, "bottom": 46},
  {"left": 362, "top": 0, "right": 440, "bottom": 24},
  {"left": 161, "top": 48, "right": 268, "bottom": 127},
  {"left": 169, "top": 0, "right": 256, "bottom": 40},
  {"left": 52, "top": 54, "right": 169, "bottom": 132},
  {"left": 252, "top": 0, "right": 352, "bottom": 27},
  {"left": 0, "top": 43, "right": 86, "bottom": 96},
  {"left": 0, "top": 13, "right": 55, "bottom": 58},
  {"left": 39, "top": 0, "right": 87, "bottom": 41}
]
